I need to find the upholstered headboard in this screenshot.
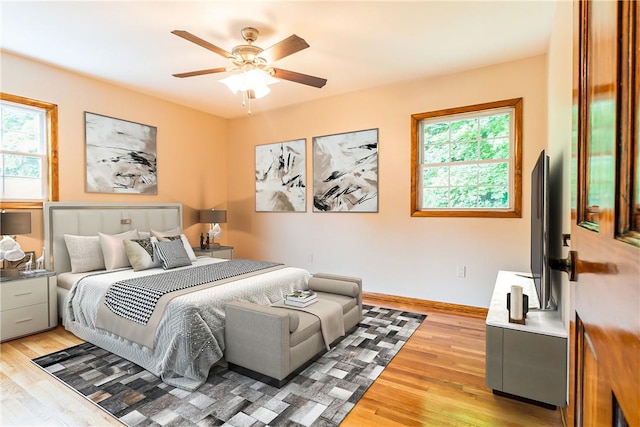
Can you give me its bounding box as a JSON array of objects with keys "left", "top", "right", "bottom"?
[{"left": 44, "top": 202, "right": 182, "bottom": 274}]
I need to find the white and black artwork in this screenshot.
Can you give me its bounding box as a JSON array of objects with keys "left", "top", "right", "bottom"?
[
  {"left": 255, "top": 138, "right": 306, "bottom": 212},
  {"left": 313, "top": 128, "right": 379, "bottom": 212},
  {"left": 85, "top": 112, "right": 157, "bottom": 194}
]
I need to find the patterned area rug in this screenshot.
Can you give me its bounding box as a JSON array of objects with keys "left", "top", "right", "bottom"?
[{"left": 32, "top": 305, "right": 425, "bottom": 427}]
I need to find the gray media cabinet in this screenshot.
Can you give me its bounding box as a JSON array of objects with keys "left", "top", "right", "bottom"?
[{"left": 485, "top": 270, "right": 567, "bottom": 407}]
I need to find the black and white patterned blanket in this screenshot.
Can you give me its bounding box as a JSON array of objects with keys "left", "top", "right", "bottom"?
[{"left": 104, "top": 259, "right": 282, "bottom": 325}]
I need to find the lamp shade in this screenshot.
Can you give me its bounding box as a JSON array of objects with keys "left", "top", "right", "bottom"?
[
  {"left": 0, "top": 211, "right": 31, "bottom": 235},
  {"left": 199, "top": 210, "right": 227, "bottom": 224},
  {"left": 219, "top": 69, "right": 278, "bottom": 99}
]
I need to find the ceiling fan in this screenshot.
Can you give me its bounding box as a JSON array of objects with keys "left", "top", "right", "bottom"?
[{"left": 171, "top": 27, "right": 327, "bottom": 95}]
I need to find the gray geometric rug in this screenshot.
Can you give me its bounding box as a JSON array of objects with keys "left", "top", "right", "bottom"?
[{"left": 32, "top": 305, "right": 425, "bottom": 427}]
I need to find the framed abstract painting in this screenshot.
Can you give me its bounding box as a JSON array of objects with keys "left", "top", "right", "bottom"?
[
  {"left": 85, "top": 112, "right": 157, "bottom": 194},
  {"left": 255, "top": 138, "right": 306, "bottom": 212},
  {"left": 313, "top": 128, "right": 379, "bottom": 212}
]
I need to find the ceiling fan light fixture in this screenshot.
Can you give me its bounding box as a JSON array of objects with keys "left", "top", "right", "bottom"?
[
  {"left": 172, "top": 27, "right": 325, "bottom": 113},
  {"left": 219, "top": 74, "right": 242, "bottom": 94},
  {"left": 220, "top": 69, "right": 278, "bottom": 99},
  {"left": 244, "top": 85, "right": 270, "bottom": 99}
]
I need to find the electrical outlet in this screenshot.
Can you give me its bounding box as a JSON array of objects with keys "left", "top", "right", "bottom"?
[{"left": 456, "top": 265, "right": 466, "bottom": 278}]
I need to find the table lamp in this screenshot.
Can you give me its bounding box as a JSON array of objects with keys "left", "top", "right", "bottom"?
[
  {"left": 199, "top": 209, "right": 227, "bottom": 249},
  {"left": 0, "top": 211, "right": 31, "bottom": 277}
]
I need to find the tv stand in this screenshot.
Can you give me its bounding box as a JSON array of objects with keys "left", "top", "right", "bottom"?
[{"left": 485, "top": 271, "right": 567, "bottom": 407}]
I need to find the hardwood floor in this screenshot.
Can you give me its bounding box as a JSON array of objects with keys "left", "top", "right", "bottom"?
[
  {"left": 0, "top": 325, "right": 122, "bottom": 426},
  {"left": 343, "top": 300, "right": 563, "bottom": 426},
  {"left": 0, "top": 298, "right": 563, "bottom": 426}
]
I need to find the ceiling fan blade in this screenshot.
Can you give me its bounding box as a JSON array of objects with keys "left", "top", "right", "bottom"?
[
  {"left": 171, "top": 30, "right": 233, "bottom": 59},
  {"left": 172, "top": 67, "right": 228, "bottom": 78},
  {"left": 272, "top": 68, "right": 327, "bottom": 88},
  {"left": 260, "top": 35, "right": 309, "bottom": 63}
]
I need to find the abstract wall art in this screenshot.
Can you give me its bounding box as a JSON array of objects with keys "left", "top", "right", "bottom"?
[
  {"left": 313, "top": 128, "right": 379, "bottom": 212},
  {"left": 85, "top": 112, "right": 157, "bottom": 194},
  {"left": 255, "top": 138, "right": 306, "bottom": 212}
]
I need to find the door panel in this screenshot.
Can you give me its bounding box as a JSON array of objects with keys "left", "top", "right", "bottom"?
[
  {"left": 583, "top": 0, "right": 617, "bottom": 228},
  {"left": 570, "top": 0, "right": 640, "bottom": 425},
  {"left": 581, "top": 327, "right": 612, "bottom": 427}
]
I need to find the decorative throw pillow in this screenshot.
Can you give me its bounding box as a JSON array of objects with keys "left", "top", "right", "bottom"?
[
  {"left": 150, "top": 227, "right": 181, "bottom": 239},
  {"left": 150, "top": 228, "right": 197, "bottom": 261},
  {"left": 63, "top": 234, "right": 105, "bottom": 273},
  {"left": 123, "top": 237, "right": 160, "bottom": 271},
  {"left": 153, "top": 239, "right": 192, "bottom": 270},
  {"left": 159, "top": 235, "right": 182, "bottom": 244},
  {"left": 99, "top": 230, "right": 140, "bottom": 270}
]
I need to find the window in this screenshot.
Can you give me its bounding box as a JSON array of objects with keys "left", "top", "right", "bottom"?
[
  {"left": 411, "top": 98, "right": 522, "bottom": 217},
  {"left": 0, "top": 93, "right": 58, "bottom": 207}
]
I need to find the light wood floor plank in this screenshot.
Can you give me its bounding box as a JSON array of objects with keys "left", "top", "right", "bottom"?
[{"left": 0, "top": 299, "right": 562, "bottom": 426}]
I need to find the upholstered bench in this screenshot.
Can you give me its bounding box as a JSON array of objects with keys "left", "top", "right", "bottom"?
[{"left": 224, "top": 273, "right": 362, "bottom": 387}]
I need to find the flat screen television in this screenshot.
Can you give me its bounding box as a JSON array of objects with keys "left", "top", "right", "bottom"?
[{"left": 530, "top": 149, "right": 553, "bottom": 310}]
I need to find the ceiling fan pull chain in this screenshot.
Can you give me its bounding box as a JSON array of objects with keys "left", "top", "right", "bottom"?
[{"left": 241, "top": 90, "right": 252, "bottom": 115}]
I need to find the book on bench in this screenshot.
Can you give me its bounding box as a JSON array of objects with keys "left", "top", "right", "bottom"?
[
  {"left": 285, "top": 290, "right": 317, "bottom": 303},
  {"left": 284, "top": 298, "right": 318, "bottom": 307}
]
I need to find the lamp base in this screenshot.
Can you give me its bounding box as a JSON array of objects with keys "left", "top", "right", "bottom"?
[{"left": 0, "top": 268, "right": 20, "bottom": 277}]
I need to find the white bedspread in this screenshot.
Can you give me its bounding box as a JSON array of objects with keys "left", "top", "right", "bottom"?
[{"left": 63, "top": 257, "right": 310, "bottom": 390}]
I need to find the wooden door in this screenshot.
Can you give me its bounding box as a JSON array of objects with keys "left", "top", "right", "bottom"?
[{"left": 570, "top": 0, "right": 639, "bottom": 426}]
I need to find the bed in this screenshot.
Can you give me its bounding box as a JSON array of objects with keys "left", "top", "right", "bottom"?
[{"left": 44, "top": 202, "right": 310, "bottom": 390}]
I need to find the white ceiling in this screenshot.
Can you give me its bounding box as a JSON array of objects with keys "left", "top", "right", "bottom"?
[{"left": 1, "top": 1, "right": 556, "bottom": 119}]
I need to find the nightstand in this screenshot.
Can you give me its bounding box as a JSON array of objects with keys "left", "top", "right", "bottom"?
[
  {"left": 1, "top": 270, "right": 57, "bottom": 342},
  {"left": 193, "top": 245, "right": 234, "bottom": 260}
]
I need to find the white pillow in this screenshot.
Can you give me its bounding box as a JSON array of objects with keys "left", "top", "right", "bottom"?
[
  {"left": 138, "top": 231, "right": 151, "bottom": 239},
  {"left": 123, "top": 237, "right": 160, "bottom": 271},
  {"left": 150, "top": 227, "right": 181, "bottom": 239},
  {"left": 64, "top": 234, "right": 105, "bottom": 273},
  {"left": 150, "top": 228, "right": 197, "bottom": 261},
  {"left": 99, "top": 230, "right": 140, "bottom": 270}
]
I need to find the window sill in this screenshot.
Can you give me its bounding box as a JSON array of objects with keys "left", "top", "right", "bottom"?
[
  {"left": 411, "top": 209, "right": 521, "bottom": 218},
  {"left": 0, "top": 202, "right": 45, "bottom": 210}
]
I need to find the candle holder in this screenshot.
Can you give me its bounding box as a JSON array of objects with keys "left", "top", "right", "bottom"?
[{"left": 506, "top": 293, "right": 529, "bottom": 324}]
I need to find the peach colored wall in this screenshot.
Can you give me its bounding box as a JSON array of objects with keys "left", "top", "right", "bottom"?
[
  {"left": 1, "top": 51, "right": 228, "bottom": 254},
  {"left": 227, "top": 55, "right": 548, "bottom": 308},
  {"left": 2, "top": 50, "right": 551, "bottom": 308},
  {"left": 546, "top": 0, "right": 573, "bottom": 327}
]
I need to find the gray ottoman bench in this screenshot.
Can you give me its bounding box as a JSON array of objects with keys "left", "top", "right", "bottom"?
[{"left": 224, "top": 273, "right": 362, "bottom": 387}]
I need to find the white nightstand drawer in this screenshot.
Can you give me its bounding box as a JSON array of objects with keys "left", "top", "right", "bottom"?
[
  {"left": 193, "top": 246, "right": 234, "bottom": 260},
  {"left": 1, "top": 278, "right": 48, "bottom": 311},
  {"left": 1, "top": 303, "right": 49, "bottom": 341}
]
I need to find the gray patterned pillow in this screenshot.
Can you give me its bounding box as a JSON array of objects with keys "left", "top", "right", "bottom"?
[
  {"left": 151, "top": 228, "right": 197, "bottom": 261},
  {"left": 153, "top": 239, "right": 192, "bottom": 270}
]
